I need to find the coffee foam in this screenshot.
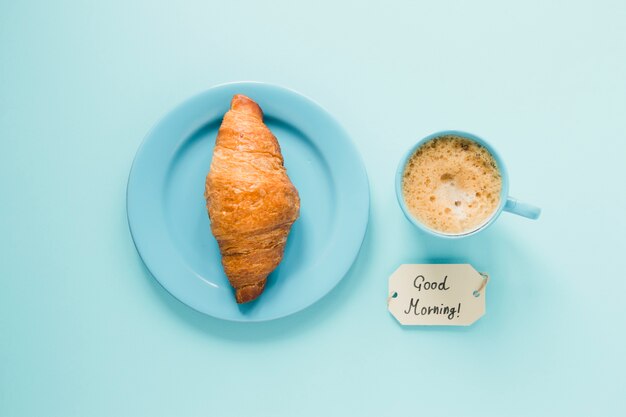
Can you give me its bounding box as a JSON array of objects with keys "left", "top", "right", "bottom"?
[{"left": 402, "top": 135, "right": 502, "bottom": 234}]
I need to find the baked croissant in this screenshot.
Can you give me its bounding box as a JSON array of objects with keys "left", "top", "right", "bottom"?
[{"left": 204, "top": 94, "right": 300, "bottom": 303}]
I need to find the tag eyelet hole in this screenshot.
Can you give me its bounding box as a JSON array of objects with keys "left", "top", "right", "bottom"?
[
  {"left": 392, "top": 292, "right": 398, "bottom": 298},
  {"left": 473, "top": 290, "right": 480, "bottom": 298}
]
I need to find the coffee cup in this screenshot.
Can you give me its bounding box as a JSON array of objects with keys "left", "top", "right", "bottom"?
[{"left": 395, "top": 130, "right": 540, "bottom": 238}]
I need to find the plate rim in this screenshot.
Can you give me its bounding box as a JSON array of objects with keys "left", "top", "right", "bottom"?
[{"left": 126, "top": 81, "right": 370, "bottom": 322}]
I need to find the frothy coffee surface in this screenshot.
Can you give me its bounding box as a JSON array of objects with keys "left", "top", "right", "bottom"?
[{"left": 402, "top": 135, "right": 502, "bottom": 234}]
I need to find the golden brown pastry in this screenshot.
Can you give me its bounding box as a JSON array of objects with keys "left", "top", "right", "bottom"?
[{"left": 204, "top": 94, "right": 300, "bottom": 303}]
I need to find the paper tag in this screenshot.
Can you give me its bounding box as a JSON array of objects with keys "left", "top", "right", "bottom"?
[{"left": 388, "top": 264, "right": 487, "bottom": 326}]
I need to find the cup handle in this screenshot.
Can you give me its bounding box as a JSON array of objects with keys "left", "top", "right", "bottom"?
[{"left": 504, "top": 197, "right": 541, "bottom": 220}]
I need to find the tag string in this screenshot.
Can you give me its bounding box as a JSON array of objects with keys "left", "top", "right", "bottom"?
[{"left": 473, "top": 273, "right": 489, "bottom": 297}]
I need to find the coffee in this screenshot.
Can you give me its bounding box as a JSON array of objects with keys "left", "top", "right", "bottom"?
[{"left": 401, "top": 135, "right": 502, "bottom": 234}]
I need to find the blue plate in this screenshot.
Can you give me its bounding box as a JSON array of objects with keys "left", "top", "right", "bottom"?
[{"left": 127, "top": 82, "right": 369, "bottom": 321}]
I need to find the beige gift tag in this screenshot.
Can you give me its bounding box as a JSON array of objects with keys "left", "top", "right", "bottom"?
[{"left": 388, "top": 264, "right": 488, "bottom": 326}]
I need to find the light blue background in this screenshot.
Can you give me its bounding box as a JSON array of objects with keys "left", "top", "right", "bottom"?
[{"left": 1, "top": 1, "right": 625, "bottom": 416}]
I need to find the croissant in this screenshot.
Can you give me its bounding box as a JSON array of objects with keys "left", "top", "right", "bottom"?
[{"left": 204, "top": 94, "right": 300, "bottom": 303}]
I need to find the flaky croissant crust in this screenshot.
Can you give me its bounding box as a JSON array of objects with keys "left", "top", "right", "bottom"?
[{"left": 205, "top": 95, "right": 300, "bottom": 303}]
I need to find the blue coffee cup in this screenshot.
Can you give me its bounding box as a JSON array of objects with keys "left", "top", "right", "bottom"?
[{"left": 395, "top": 130, "right": 541, "bottom": 238}]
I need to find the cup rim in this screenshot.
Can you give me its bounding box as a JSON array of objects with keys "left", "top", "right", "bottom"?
[{"left": 395, "top": 130, "right": 510, "bottom": 238}]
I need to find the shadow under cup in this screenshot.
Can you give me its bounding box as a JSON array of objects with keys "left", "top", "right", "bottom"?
[{"left": 395, "top": 130, "right": 541, "bottom": 238}]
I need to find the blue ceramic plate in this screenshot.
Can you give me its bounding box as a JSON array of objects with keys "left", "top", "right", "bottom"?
[{"left": 127, "top": 82, "right": 369, "bottom": 321}]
